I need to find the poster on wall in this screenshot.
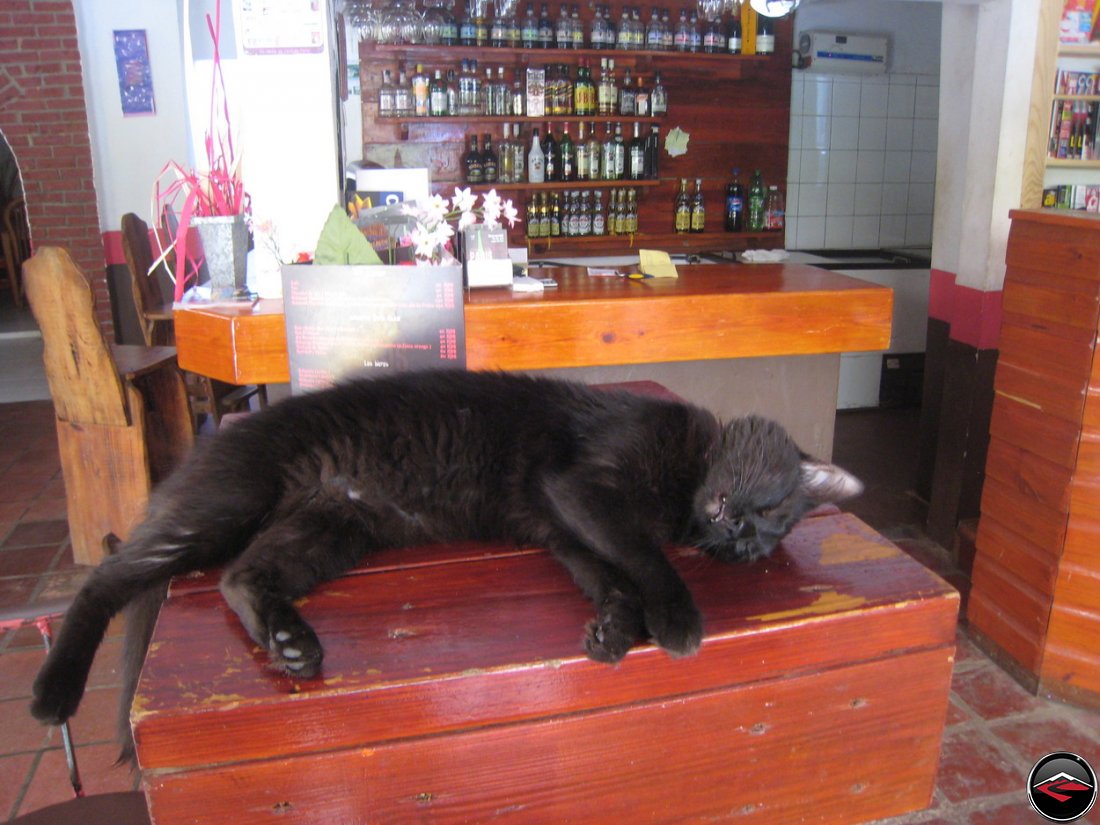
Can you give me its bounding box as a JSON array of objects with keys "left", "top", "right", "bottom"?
[
  {"left": 113, "top": 30, "right": 156, "bottom": 116},
  {"left": 281, "top": 264, "right": 466, "bottom": 394},
  {"left": 237, "top": 0, "right": 326, "bottom": 55}
]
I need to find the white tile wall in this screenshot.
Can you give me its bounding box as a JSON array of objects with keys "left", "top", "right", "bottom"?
[{"left": 786, "top": 72, "right": 939, "bottom": 250}]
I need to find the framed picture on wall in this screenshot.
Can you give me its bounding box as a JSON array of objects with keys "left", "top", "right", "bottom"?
[{"left": 113, "top": 29, "right": 156, "bottom": 116}]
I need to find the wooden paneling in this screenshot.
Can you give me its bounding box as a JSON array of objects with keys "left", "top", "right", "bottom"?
[{"left": 136, "top": 513, "right": 957, "bottom": 824}]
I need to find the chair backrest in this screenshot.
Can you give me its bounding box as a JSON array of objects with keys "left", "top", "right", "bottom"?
[
  {"left": 3, "top": 196, "right": 30, "bottom": 263},
  {"left": 120, "top": 213, "right": 162, "bottom": 346},
  {"left": 22, "top": 247, "right": 130, "bottom": 426}
]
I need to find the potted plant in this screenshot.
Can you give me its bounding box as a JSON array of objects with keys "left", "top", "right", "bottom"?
[{"left": 152, "top": 0, "right": 250, "bottom": 302}]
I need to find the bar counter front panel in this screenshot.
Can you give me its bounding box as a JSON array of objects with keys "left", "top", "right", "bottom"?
[{"left": 173, "top": 263, "right": 892, "bottom": 457}]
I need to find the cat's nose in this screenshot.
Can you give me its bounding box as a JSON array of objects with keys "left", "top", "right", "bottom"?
[{"left": 728, "top": 518, "right": 747, "bottom": 537}]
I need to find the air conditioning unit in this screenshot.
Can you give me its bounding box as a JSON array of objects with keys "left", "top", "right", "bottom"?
[{"left": 798, "top": 31, "right": 888, "bottom": 75}]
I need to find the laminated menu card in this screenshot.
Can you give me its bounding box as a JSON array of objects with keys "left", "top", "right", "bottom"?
[{"left": 281, "top": 264, "right": 465, "bottom": 393}]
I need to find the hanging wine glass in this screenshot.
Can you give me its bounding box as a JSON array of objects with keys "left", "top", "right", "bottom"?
[
  {"left": 696, "top": 0, "right": 723, "bottom": 23},
  {"left": 749, "top": 0, "right": 799, "bottom": 17},
  {"left": 345, "top": 0, "right": 379, "bottom": 42},
  {"left": 721, "top": 0, "right": 742, "bottom": 19},
  {"left": 420, "top": 0, "right": 447, "bottom": 44},
  {"left": 377, "top": 0, "right": 423, "bottom": 44}
]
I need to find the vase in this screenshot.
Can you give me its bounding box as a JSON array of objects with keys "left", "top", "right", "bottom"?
[{"left": 192, "top": 214, "right": 249, "bottom": 300}]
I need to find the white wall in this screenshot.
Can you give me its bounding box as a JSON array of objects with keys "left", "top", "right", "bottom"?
[
  {"left": 794, "top": 0, "right": 942, "bottom": 75},
  {"left": 73, "top": 0, "right": 191, "bottom": 232}
]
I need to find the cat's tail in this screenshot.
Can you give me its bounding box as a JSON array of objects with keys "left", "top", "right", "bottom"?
[{"left": 115, "top": 581, "right": 169, "bottom": 765}]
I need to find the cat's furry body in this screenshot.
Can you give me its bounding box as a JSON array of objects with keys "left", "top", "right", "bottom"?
[{"left": 30, "top": 370, "right": 860, "bottom": 756}]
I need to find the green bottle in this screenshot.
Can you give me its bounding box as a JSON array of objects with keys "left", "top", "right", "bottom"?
[{"left": 747, "top": 169, "right": 766, "bottom": 232}]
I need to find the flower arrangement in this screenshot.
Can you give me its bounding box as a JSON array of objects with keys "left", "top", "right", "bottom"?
[
  {"left": 151, "top": 0, "right": 250, "bottom": 301},
  {"left": 400, "top": 187, "right": 518, "bottom": 266}
]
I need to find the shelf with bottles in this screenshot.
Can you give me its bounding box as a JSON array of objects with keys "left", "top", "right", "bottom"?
[
  {"left": 465, "top": 179, "right": 660, "bottom": 193},
  {"left": 379, "top": 114, "right": 664, "bottom": 123}
]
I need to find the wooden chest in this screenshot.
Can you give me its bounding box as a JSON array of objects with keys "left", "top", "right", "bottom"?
[{"left": 133, "top": 512, "right": 958, "bottom": 824}]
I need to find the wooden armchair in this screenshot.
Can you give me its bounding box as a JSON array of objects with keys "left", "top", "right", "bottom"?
[
  {"left": 2, "top": 196, "right": 29, "bottom": 307},
  {"left": 120, "top": 212, "right": 266, "bottom": 431},
  {"left": 21, "top": 247, "right": 194, "bottom": 565}
]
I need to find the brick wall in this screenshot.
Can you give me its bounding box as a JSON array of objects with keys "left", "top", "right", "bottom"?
[{"left": 0, "top": 0, "right": 110, "bottom": 337}]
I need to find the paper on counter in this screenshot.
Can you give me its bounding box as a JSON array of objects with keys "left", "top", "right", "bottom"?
[
  {"left": 639, "top": 249, "right": 679, "bottom": 278},
  {"left": 664, "top": 127, "right": 690, "bottom": 158}
]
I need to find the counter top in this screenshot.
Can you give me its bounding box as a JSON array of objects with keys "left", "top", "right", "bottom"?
[{"left": 173, "top": 262, "right": 892, "bottom": 384}]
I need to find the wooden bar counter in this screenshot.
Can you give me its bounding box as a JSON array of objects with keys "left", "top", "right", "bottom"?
[{"left": 174, "top": 263, "right": 891, "bottom": 457}]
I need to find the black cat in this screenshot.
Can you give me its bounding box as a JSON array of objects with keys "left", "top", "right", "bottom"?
[{"left": 30, "top": 370, "right": 860, "bottom": 755}]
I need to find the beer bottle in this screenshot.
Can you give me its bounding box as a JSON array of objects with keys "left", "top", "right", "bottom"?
[
  {"left": 674, "top": 178, "right": 690, "bottom": 233},
  {"left": 690, "top": 178, "right": 705, "bottom": 233}
]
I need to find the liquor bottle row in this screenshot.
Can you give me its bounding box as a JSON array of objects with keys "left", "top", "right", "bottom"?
[
  {"left": 378, "top": 59, "right": 667, "bottom": 119},
  {"left": 361, "top": 3, "right": 775, "bottom": 56},
  {"left": 721, "top": 169, "right": 784, "bottom": 233},
  {"left": 464, "top": 121, "right": 660, "bottom": 185},
  {"left": 524, "top": 187, "right": 641, "bottom": 239}
]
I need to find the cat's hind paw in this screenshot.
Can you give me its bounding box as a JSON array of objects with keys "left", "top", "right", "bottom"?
[
  {"left": 267, "top": 621, "right": 324, "bottom": 679},
  {"left": 583, "top": 590, "right": 647, "bottom": 664},
  {"left": 30, "top": 674, "right": 83, "bottom": 726}
]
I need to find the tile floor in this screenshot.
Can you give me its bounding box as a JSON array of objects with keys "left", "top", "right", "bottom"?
[{"left": 0, "top": 329, "right": 1098, "bottom": 820}]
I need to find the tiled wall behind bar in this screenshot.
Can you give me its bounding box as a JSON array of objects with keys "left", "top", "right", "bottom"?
[{"left": 785, "top": 71, "right": 940, "bottom": 250}]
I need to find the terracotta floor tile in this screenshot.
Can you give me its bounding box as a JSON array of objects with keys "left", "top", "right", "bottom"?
[
  {"left": 965, "top": 799, "right": 1045, "bottom": 824},
  {"left": 989, "top": 714, "right": 1100, "bottom": 766},
  {"left": 945, "top": 696, "right": 972, "bottom": 727},
  {"left": 0, "top": 577, "right": 36, "bottom": 611},
  {"left": 0, "top": 545, "right": 59, "bottom": 577},
  {"left": 0, "top": 696, "right": 52, "bottom": 754},
  {"left": 0, "top": 751, "right": 37, "bottom": 820},
  {"left": 0, "top": 501, "right": 29, "bottom": 523},
  {"left": 0, "top": 649, "right": 43, "bottom": 701},
  {"left": 21, "top": 496, "right": 68, "bottom": 522},
  {"left": 935, "top": 728, "right": 1025, "bottom": 803},
  {"left": 14, "top": 742, "right": 138, "bottom": 817},
  {"left": 1, "top": 519, "right": 69, "bottom": 549},
  {"left": 31, "top": 567, "right": 90, "bottom": 602},
  {"left": 951, "top": 664, "right": 1046, "bottom": 720},
  {"left": 65, "top": 686, "right": 123, "bottom": 747},
  {"left": 86, "top": 636, "right": 125, "bottom": 689}
]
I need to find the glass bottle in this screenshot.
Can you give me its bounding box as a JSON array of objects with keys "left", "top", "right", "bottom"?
[
  {"left": 597, "top": 58, "right": 617, "bottom": 116},
  {"left": 687, "top": 11, "right": 701, "bottom": 53},
  {"left": 464, "top": 134, "right": 484, "bottom": 183},
  {"left": 650, "top": 71, "right": 667, "bottom": 116},
  {"left": 764, "top": 185, "right": 785, "bottom": 231},
  {"left": 643, "top": 124, "right": 660, "bottom": 179},
  {"left": 528, "top": 127, "right": 546, "bottom": 183},
  {"left": 459, "top": 5, "right": 476, "bottom": 44},
  {"left": 537, "top": 2, "right": 554, "bottom": 48},
  {"left": 491, "top": 8, "right": 507, "bottom": 46},
  {"left": 576, "top": 121, "right": 590, "bottom": 181},
  {"left": 441, "top": 0, "right": 459, "bottom": 44},
  {"left": 429, "top": 69, "right": 448, "bottom": 116},
  {"left": 494, "top": 65, "right": 509, "bottom": 115},
  {"left": 481, "top": 133, "right": 498, "bottom": 182},
  {"left": 626, "top": 187, "right": 638, "bottom": 234},
  {"left": 571, "top": 4, "right": 584, "bottom": 48},
  {"left": 394, "top": 70, "right": 413, "bottom": 116},
  {"left": 482, "top": 65, "right": 494, "bottom": 115},
  {"left": 556, "top": 3, "right": 571, "bottom": 49},
  {"left": 521, "top": 2, "right": 538, "bottom": 47},
  {"left": 474, "top": 6, "right": 489, "bottom": 46},
  {"left": 499, "top": 123, "right": 514, "bottom": 183},
  {"left": 589, "top": 5, "right": 606, "bottom": 49},
  {"left": 411, "top": 63, "right": 430, "bottom": 116},
  {"left": 542, "top": 122, "right": 559, "bottom": 181},
  {"left": 612, "top": 121, "right": 626, "bottom": 179},
  {"left": 646, "top": 6, "right": 663, "bottom": 50},
  {"left": 378, "top": 69, "right": 396, "bottom": 118},
  {"left": 690, "top": 178, "right": 705, "bottom": 233},
  {"left": 634, "top": 75, "right": 649, "bottom": 117},
  {"left": 559, "top": 122, "right": 576, "bottom": 182},
  {"left": 628, "top": 122, "right": 645, "bottom": 180},
  {"left": 512, "top": 68, "right": 525, "bottom": 116},
  {"left": 600, "top": 121, "right": 616, "bottom": 180},
  {"left": 508, "top": 5, "right": 521, "bottom": 46},
  {"left": 673, "top": 9, "right": 689, "bottom": 51},
  {"left": 585, "top": 121, "right": 602, "bottom": 180},
  {"left": 661, "top": 7, "right": 673, "bottom": 51},
  {"left": 603, "top": 4, "right": 617, "bottom": 50},
  {"left": 537, "top": 193, "right": 551, "bottom": 237},
  {"left": 574, "top": 62, "right": 595, "bottom": 116},
  {"left": 579, "top": 190, "right": 592, "bottom": 235},
  {"left": 674, "top": 177, "right": 690, "bottom": 233},
  {"left": 549, "top": 193, "right": 562, "bottom": 236},
  {"left": 446, "top": 69, "right": 459, "bottom": 114},
  {"left": 512, "top": 123, "right": 527, "bottom": 182},
  {"left": 724, "top": 168, "right": 744, "bottom": 232},
  {"left": 591, "top": 189, "right": 605, "bottom": 235},
  {"left": 727, "top": 14, "right": 742, "bottom": 54},
  {"left": 703, "top": 17, "right": 725, "bottom": 53},
  {"left": 747, "top": 169, "right": 766, "bottom": 231},
  {"left": 631, "top": 7, "right": 644, "bottom": 49},
  {"left": 618, "top": 69, "right": 636, "bottom": 116},
  {"left": 607, "top": 188, "right": 620, "bottom": 235},
  {"left": 616, "top": 7, "right": 631, "bottom": 49},
  {"left": 756, "top": 17, "right": 775, "bottom": 55}
]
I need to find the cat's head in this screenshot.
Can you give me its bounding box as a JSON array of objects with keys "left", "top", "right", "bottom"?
[{"left": 693, "top": 416, "right": 863, "bottom": 562}]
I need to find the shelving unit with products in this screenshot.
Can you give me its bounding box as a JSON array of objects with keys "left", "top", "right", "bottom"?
[
  {"left": 356, "top": 4, "right": 792, "bottom": 258},
  {"left": 1023, "top": 0, "right": 1100, "bottom": 210}
]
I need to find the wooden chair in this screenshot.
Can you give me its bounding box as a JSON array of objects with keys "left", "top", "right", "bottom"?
[
  {"left": 21, "top": 246, "right": 194, "bottom": 565},
  {"left": 2, "top": 196, "right": 29, "bottom": 307},
  {"left": 120, "top": 212, "right": 266, "bottom": 431}
]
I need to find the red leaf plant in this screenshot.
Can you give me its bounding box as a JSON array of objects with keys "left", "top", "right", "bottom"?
[{"left": 152, "top": 0, "right": 251, "bottom": 301}]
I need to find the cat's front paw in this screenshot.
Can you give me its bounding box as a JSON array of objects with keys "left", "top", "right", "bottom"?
[
  {"left": 584, "top": 593, "right": 647, "bottom": 664},
  {"left": 646, "top": 599, "right": 704, "bottom": 658}
]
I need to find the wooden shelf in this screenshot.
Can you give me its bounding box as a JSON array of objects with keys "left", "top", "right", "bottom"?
[
  {"left": 1046, "top": 158, "right": 1100, "bottom": 168},
  {"left": 1058, "top": 42, "right": 1100, "bottom": 57},
  {"left": 1052, "top": 94, "right": 1100, "bottom": 101},
  {"left": 523, "top": 230, "right": 783, "bottom": 257},
  {"left": 380, "top": 115, "right": 664, "bottom": 124},
  {"left": 461, "top": 179, "right": 660, "bottom": 194}
]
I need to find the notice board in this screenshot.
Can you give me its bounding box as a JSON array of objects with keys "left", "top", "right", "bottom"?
[{"left": 281, "top": 265, "right": 465, "bottom": 393}]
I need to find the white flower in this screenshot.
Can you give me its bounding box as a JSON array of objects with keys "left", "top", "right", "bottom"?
[
  {"left": 401, "top": 189, "right": 516, "bottom": 266},
  {"left": 451, "top": 187, "right": 477, "bottom": 215}
]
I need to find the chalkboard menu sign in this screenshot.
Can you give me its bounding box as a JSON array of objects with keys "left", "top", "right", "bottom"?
[{"left": 281, "top": 265, "right": 465, "bottom": 393}]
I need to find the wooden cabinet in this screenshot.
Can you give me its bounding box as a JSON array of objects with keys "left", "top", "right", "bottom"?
[
  {"left": 357, "top": 9, "right": 792, "bottom": 258},
  {"left": 968, "top": 208, "right": 1100, "bottom": 707}
]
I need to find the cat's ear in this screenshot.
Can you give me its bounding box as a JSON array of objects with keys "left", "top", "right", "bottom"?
[{"left": 799, "top": 459, "right": 864, "bottom": 502}]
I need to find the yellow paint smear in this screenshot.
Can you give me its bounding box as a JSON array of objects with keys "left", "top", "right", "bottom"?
[
  {"left": 819, "top": 532, "right": 900, "bottom": 566},
  {"left": 748, "top": 590, "right": 867, "bottom": 623}
]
